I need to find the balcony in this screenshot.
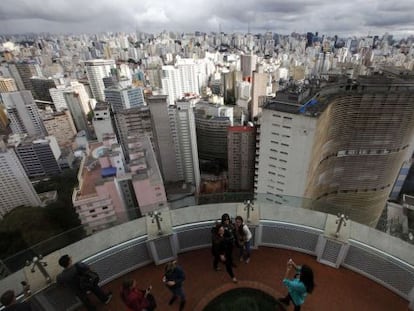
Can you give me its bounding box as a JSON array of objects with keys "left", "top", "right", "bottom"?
[{"left": 0, "top": 196, "right": 413, "bottom": 311}]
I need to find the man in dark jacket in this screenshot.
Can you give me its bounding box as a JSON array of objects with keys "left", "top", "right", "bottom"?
[
  {"left": 163, "top": 260, "right": 186, "bottom": 311},
  {"left": 56, "top": 254, "right": 112, "bottom": 311}
]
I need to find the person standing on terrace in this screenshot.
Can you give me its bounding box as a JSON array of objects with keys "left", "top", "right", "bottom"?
[{"left": 279, "top": 259, "right": 314, "bottom": 311}]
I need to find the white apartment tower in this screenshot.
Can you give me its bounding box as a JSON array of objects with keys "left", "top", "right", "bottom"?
[
  {"left": 84, "top": 59, "right": 116, "bottom": 101},
  {"left": 255, "top": 100, "right": 317, "bottom": 202},
  {"left": 161, "top": 58, "right": 200, "bottom": 106},
  {"left": 170, "top": 99, "right": 201, "bottom": 192},
  {"left": 0, "top": 141, "right": 42, "bottom": 217}
]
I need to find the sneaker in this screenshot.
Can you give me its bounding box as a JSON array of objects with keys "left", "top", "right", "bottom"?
[
  {"left": 232, "top": 277, "right": 238, "bottom": 283},
  {"left": 245, "top": 258, "right": 250, "bottom": 264},
  {"left": 104, "top": 293, "right": 113, "bottom": 305}
]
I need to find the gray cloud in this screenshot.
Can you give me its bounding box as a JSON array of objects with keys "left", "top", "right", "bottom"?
[{"left": 0, "top": 0, "right": 413, "bottom": 36}]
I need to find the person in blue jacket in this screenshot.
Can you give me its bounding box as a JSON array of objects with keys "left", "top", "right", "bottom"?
[{"left": 279, "top": 259, "right": 314, "bottom": 311}]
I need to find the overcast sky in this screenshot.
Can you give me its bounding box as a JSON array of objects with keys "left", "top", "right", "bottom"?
[{"left": 0, "top": 0, "right": 414, "bottom": 37}]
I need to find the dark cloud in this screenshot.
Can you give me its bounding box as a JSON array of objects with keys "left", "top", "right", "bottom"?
[{"left": 0, "top": 0, "right": 413, "bottom": 36}]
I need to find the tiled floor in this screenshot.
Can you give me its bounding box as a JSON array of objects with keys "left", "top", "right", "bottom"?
[{"left": 79, "top": 247, "right": 408, "bottom": 311}]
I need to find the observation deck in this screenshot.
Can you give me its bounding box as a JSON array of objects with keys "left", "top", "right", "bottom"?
[{"left": 0, "top": 198, "right": 413, "bottom": 310}]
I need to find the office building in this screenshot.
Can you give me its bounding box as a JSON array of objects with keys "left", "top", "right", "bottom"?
[
  {"left": 228, "top": 125, "right": 256, "bottom": 192},
  {"left": 0, "top": 140, "right": 42, "bottom": 218},
  {"left": 84, "top": 59, "right": 116, "bottom": 101},
  {"left": 1, "top": 91, "right": 47, "bottom": 136}
]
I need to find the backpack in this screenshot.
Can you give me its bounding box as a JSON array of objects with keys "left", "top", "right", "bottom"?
[{"left": 76, "top": 263, "right": 100, "bottom": 290}]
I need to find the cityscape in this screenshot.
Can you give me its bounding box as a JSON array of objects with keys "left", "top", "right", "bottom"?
[{"left": 1, "top": 0, "right": 414, "bottom": 310}]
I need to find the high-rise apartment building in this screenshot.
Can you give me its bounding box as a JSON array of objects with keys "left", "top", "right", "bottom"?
[
  {"left": 0, "top": 77, "right": 18, "bottom": 92},
  {"left": 255, "top": 95, "right": 317, "bottom": 201},
  {"left": 10, "top": 61, "right": 43, "bottom": 90},
  {"left": 195, "top": 102, "right": 233, "bottom": 163},
  {"left": 92, "top": 102, "right": 115, "bottom": 142},
  {"left": 49, "top": 86, "right": 68, "bottom": 112},
  {"left": 240, "top": 54, "right": 257, "bottom": 79},
  {"left": 250, "top": 66, "right": 268, "bottom": 120},
  {"left": 1, "top": 91, "right": 47, "bottom": 136},
  {"left": 43, "top": 110, "right": 77, "bottom": 149},
  {"left": 0, "top": 140, "right": 42, "bottom": 217},
  {"left": 64, "top": 91, "right": 93, "bottom": 139},
  {"left": 104, "top": 86, "right": 145, "bottom": 113},
  {"left": 161, "top": 59, "right": 200, "bottom": 105},
  {"left": 257, "top": 68, "right": 414, "bottom": 227},
  {"left": 170, "top": 98, "right": 201, "bottom": 191},
  {"left": 113, "top": 106, "right": 153, "bottom": 159},
  {"left": 146, "top": 95, "right": 179, "bottom": 182},
  {"left": 84, "top": 59, "right": 116, "bottom": 101},
  {"left": 304, "top": 69, "right": 414, "bottom": 226},
  {"left": 72, "top": 135, "right": 166, "bottom": 234},
  {"left": 29, "top": 77, "right": 56, "bottom": 102},
  {"left": 228, "top": 125, "right": 256, "bottom": 192},
  {"left": 9, "top": 134, "right": 62, "bottom": 178}
]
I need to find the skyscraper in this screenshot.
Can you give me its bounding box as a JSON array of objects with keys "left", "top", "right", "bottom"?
[
  {"left": 147, "top": 95, "right": 179, "bottom": 182},
  {"left": 113, "top": 106, "right": 153, "bottom": 160},
  {"left": 84, "top": 59, "right": 116, "bottom": 101},
  {"left": 304, "top": 69, "right": 414, "bottom": 226},
  {"left": 43, "top": 110, "right": 77, "bottom": 149},
  {"left": 9, "top": 61, "right": 43, "bottom": 91},
  {"left": 257, "top": 68, "right": 414, "bottom": 227},
  {"left": 1, "top": 91, "right": 47, "bottom": 136},
  {"left": 228, "top": 125, "right": 256, "bottom": 192},
  {"left": 0, "top": 77, "right": 18, "bottom": 92},
  {"left": 29, "top": 77, "right": 56, "bottom": 102},
  {"left": 104, "top": 85, "right": 145, "bottom": 113},
  {"left": 255, "top": 93, "right": 317, "bottom": 202},
  {"left": 9, "top": 135, "right": 62, "bottom": 178},
  {"left": 0, "top": 140, "right": 42, "bottom": 217},
  {"left": 170, "top": 98, "right": 201, "bottom": 192},
  {"left": 92, "top": 102, "right": 115, "bottom": 143},
  {"left": 64, "top": 91, "right": 93, "bottom": 139},
  {"left": 250, "top": 66, "right": 268, "bottom": 120},
  {"left": 161, "top": 59, "right": 200, "bottom": 105}
]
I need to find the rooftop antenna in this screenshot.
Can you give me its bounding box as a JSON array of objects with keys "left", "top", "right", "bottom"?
[{"left": 248, "top": 22, "right": 250, "bottom": 35}]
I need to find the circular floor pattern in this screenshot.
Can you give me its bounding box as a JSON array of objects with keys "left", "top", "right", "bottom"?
[{"left": 202, "top": 287, "right": 284, "bottom": 311}]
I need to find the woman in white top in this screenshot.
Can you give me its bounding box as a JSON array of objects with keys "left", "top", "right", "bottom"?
[{"left": 234, "top": 216, "right": 252, "bottom": 263}]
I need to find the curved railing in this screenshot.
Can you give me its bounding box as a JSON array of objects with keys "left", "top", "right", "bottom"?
[{"left": 1, "top": 196, "right": 414, "bottom": 310}]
